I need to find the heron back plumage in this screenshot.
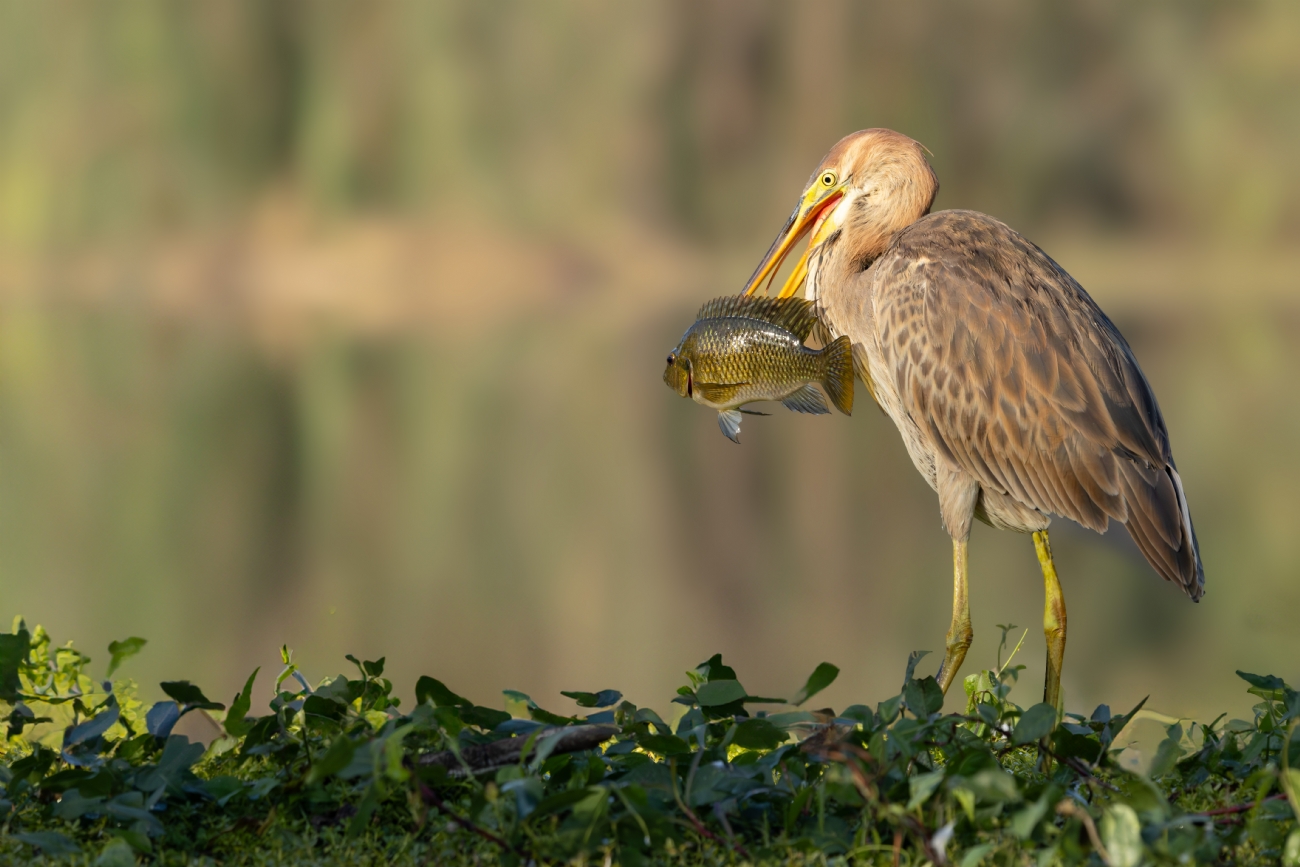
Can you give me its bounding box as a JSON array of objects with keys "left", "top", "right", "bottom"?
[{"left": 861, "top": 210, "right": 1204, "bottom": 599}]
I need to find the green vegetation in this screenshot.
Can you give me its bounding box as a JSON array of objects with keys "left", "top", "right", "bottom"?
[{"left": 2, "top": 618, "right": 1298, "bottom": 866}]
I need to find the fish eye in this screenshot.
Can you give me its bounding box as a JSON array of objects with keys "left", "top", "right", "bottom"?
[
  {"left": 666, "top": 353, "right": 676, "bottom": 365},
  {"left": 820, "top": 171, "right": 837, "bottom": 187}
]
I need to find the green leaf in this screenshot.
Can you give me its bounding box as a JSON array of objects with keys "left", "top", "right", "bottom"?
[
  {"left": 791, "top": 662, "right": 839, "bottom": 706},
  {"left": 302, "top": 694, "right": 347, "bottom": 720},
  {"left": 64, "top": 697, "right": 120, "bottom": 747},
  {"left": 958, "top": 842, "right": 995, "bottom": 867},
  {"left": 106, "top": 637, "right": 147, "bottom": 678},
  {"left": 0, "top": 625, "right": 31, "bottom": 703},
  {"left": 1148, "top": 734, "right": 1185, "bottom": 778},
  {"left": 561, "top": 689, "right": 623, "bottom": 708},
  {"left": 528, "top": 786, "right": 595, "bottom": 822},
  {"left": 415, "top": 675, "right": 470, "bottom": 708},
  {"left": 1012, "top": 703, "right": 1058, "bottom": 745},
  {"left": 114, "top": 829, "right": 154, "bottom": 855},
  {"left": 1283, "top": 828, "right": 1300, "bottom": 867},
  {"left": 14, "top": 831, "right": 81, "bottom": 856},
  {"left": 307, "top": 735, "right": 357, "bottom": 785},
  {"left": 904, "top": 676, "right": 944, "bottom": 717},
  {"left": 1237, "top": 670, "right": 1286, "bottom": 691},
  {"left": 695, "top": 679, "right": 746, "bottom": 707},
  {"left": 907, "top": 768, "right": 945, "bottom": 808},
  {"left": 223, "top": 668, "right": 259, "bottom": 737},
  {"left": 459, "top": 705, "right": 511, "bottom": 730},
  {"left": 1101, "top": 804, "right": 1143, "bottom": 867},
  {"left": 697, "top": 653, "right": 736, "bottom": 682},
  {"left": 1010, "top": 793, "right": 1051, "bottom": 839},
  {"left": 636, "top": 733, "right": 691, "bottom": 756},
  {"left": 1052, "top": 729, "right": 1102, "bottom": 764},
  {"left": 902, "top": 649, "right": 931, "bottom": 686},
  {"left": 202, "top": 775, "right": 245, "bottom": 806},
  {"left": 732, "top": 717, "right": 785, "bottom": 751},
  {"left": 160, "top": 680, "right": 225, "bottom": 711}
]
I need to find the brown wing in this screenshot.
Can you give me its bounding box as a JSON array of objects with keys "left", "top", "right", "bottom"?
[{"left": 875, "top": 210, "right": 1204, "bottom": 599}]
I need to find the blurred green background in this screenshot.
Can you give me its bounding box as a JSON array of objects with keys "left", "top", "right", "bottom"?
[{"left": 1, "top": 1, "right": 1298, "bottom": 727}]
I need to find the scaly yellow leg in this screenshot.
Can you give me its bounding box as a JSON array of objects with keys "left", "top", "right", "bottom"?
[
  {"left": 1035, "top": 530, "right": 1067, "bottom": 715},
  {"left": 935, "top": 538, "right": 973, "bottom": 695}
]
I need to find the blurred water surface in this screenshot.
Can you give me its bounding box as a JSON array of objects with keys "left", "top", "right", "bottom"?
[{"left": 1, "top": 1, "right": 1298, "bottom": 728}]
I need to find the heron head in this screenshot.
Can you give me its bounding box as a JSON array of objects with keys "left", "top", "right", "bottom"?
[{"left": 744, "top": 129, "right": 938, "bottom": 298}]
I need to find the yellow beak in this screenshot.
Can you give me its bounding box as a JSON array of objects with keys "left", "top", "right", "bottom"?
[{"left": 743, "top": 181, "right": 847, "bottom": 298}]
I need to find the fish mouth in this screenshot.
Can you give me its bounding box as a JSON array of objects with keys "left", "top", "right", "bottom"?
[{"left": 743, "top": 179, "right": 846, "bottom": 299}]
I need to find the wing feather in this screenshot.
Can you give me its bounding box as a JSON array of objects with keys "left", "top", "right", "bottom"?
[{"left": 874, "top": 210, "right": 1204, "bottom": 598}]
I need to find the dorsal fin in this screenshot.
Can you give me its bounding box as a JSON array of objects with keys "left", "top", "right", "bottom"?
[{"left": 695, "top": 295, "right": 819, "bottom": 341}]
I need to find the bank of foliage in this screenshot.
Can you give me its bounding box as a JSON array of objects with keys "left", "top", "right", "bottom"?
[{"left": 1, "top": 619, "right": 1299, "bottom": 866}]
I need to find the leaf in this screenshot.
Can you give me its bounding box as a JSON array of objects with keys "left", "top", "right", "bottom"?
[
  {"left": 106, "top": 637, "right": 147, "bottom": 678},
  {"left": 1148, "top": 734, "right": 1185, "bottom": 778},
  {"left": 904, "top": 676, "right": 944, "bottom": 717},
  {"left": 695, "top": 679, "right": 747, "bottom": 707},
  {"left": 561, "top": 689, "right": 623, "bottom": 708},
  {"left": 146, "top": 701, "right": 181, "bottom": 739},
  {"left": 1101, "top": 804, "right": 1143, "bottom": 867},
  {"left": 459, "top": 705, "right": 511, "bottom": 730},
  {"left": 307, "top": 735, "right": 357, "bottom": 785},
  {"left": 1284, "top": 829, "right": 1300, "bottom": 867},
  {"left": 14, "top": 831, "right": 81, "bottom": 856},
  {"left": 732, "top": 717, "right": 785, "bottom": 751},
  {"left": 902, "top": 649, "right": 931, "bottom": 687},
  {"left": 135, "top": 735, "right": 205, "bottom": 794},
  {"left": 791, "top": 662, "right": 839, "bottom": 706},
  {"left": 415, "top": 675, "right": 470, "bottom": 708},
  {"left": 1237, "top": 670, "right": 1286, "bottom": 691},
  {"left": 224, "top": 668, "right": 259, "bottom": 737},
  {"left": 160, "top": 680, "right": 225, "bottom": 711},
  {"left": 1011, "top": 793, "right": 1051, "bottom": 839},
  {"left": 528, "top": 787, "right": 595, "bottom": 822},
  {"left": 698, "top": 653, "right": 737, "bottom": 682},
  {"left": 1052, "top": 729, "right": 1102, "bottom": 764},
  {"left": 202, "top": 775, "right": 245, "bottom": 806},
  {"left": 302, "top": 694, "right": 347, "bottom": 720},
  {"left": 0, "top": 625, "right": 31, "bottom": 702},
  {"left": 907, "top": 768, "right": 946, "bottom": 809},
  {"left": 1013, "top": 703, "right": 1058, "bottom": 745},
  {"left": 958, "top": 842, "right": 995, "bottom": 867},
  {"left": 64, "top": 697, "right": 120, "bottom": 748},
  {"left": 636, "top": 733, "right": 691, "bottom": 756}
]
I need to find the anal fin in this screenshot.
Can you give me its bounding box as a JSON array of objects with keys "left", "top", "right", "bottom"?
[
  {"left": 717, "top": 409, "right": 743, "bottom": 443},
  {"left": 781, "top": 384, "right": 830, "bottom": 415}
]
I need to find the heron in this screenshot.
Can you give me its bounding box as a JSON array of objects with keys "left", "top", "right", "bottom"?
[{"left": 743, "top": 129, "right": 1203, "bottom": 712}]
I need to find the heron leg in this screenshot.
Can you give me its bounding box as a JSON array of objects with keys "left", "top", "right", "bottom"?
[
  {"left": 1035, "top": 530, "right": 1067, "bottom": 715},
  {"left": 935, "top": 538, "right": 973, "bottom": 695}
]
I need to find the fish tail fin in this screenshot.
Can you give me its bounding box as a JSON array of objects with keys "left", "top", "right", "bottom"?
[{"left": 821, "top": 336, "right": 854, "bottom": 416}]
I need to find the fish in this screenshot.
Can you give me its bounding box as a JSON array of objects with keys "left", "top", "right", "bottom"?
[{"left": 663, "top": 295, "right": 854, "bottom": 442}]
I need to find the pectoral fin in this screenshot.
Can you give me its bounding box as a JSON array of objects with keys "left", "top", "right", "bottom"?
[
  {"left": 695, "top": 382, "right": 745, "bottom": 404},
  {"left": 717, "top": 409, "right": 743, "bottom": 443},
  {"left": 781, "top": 384, "right": 830, "bottom": 415}
]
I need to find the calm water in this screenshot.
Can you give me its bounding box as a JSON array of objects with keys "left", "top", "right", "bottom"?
[{"left": 2, "top": 238, "right": 1298, "bottom": 733}]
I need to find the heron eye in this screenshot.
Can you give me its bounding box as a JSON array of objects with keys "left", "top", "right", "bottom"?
[{"left": 820, "top": 171, "right": 837, "bottom": 187}]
